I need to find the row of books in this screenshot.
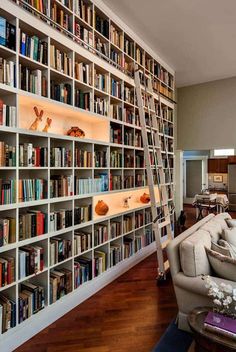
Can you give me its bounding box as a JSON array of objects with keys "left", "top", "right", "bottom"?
[
  {"left": 94, "top": 96, "right": 108, "bottom": 116},
  {"left": 95, "top": 37, "right": 108, "bottom": 57},
  {"left": 124, "top": 38, "right": 135, "bottom": 58},
  {"left": 135, "top": 174, "right": 145, "bottom": 187},
  {"left": 110, "top": 221, "right": 122, "bottom": 239},
  {"left": 19, "top": 210, "right": 47, "bottom": 241},
  {"left": 18, "top": 245, "right": 44, "bottom": 279},
  {"left": 51, "top": 3, "right": 72, "bottom": 32},
  {"left": 110, "top": 175, "right": 122, "bottom": 191},
  {"left": 94, "top": 225, "right": 108, "bottom": 246},
  {"left": 50, "top": 81, "right": 72, "bottom": 105},
  {"left": 74, "top": 174, "right": 108, "bottom": 194},
  {"left": 135, "top": 133, "right": 142, "bottom": 148},
  {"left": 74, "top": 231, "right": 92, "bottom": 255},
  {"left": 110, "top": 150, "right": 122, "bottom": 168},
  {"left": 74, "top": 257, "right": 92, "bottom": 288},
  {"left": 110, "top": 24, "right": 122, "bottom": 49},
  {"left": 94, "top": 150, "right": 107, "bottom": 167},
  {"left": 136, "top": 47, "right": 145, "bottom": 66},
  {"left": 124, "top": 154, "right": 134, "bottom": 168},
  {"left": 75, "top": 149, "right": 92, "bottom": 167},
  {"left": 23, "top": 0, "right": 49, "bottom": 16},
  {"left": 123, "top": 237, "right": 134, "bottom": 259},
  {"left": 75, "top": 89, "right": 90, "bottom": 110},
  {"left": 0, "top": 58, "right": 15, "bottom": 87},
  {"left": 110, "top": 104, "right": 122, "bottom": 120},
  {"left": 50, "top": 175, "right": 73, "bottom": 198},
  {"left": 49, "top": 210, "right": 73, "bottom": 232},
  {"left": 75, "top": 204, "right": 92, "bottom": 224},
  {"left": 0, "top": 101, "right": 16, "bottom": 127},
  {"left": 136, "top": 155, "right": 144, "bottom": 168},
  {"left": 18, "top": 179, "right": 47, "bottom": 202},
  {"left": 75, "top": 62, "right": 92, "bottom": 85},
  {"left": 94, "top": 250, "right": 106, "bottom": 277},
  {"left": 135, "top": 213, "right": 144, "bottom": 229},
  {"left": 124, "top": 130, "right": 134, "bottom": 146},
  {"left": 19, "top": 144, "right": 48, "bottom": 167},
  {"left": 0, "top": 255, "right": 15, "bottom": 288},
  {"left": 135, "top": 230, "right": 154, "bottom": 251},
  {"left": 111, "top": 78, "right": 122, "bottom": 99},
  {"left": 19, "top": 281, "right": 45, "bottom": 324},
  {"left": 123, "top": 216, "right": 133, "bottom": 233},
  {"left": 0, "top": 142, "right": 16, "bottom": 167},
  {"left": 110, "top": 244, "right": 122, "bottom": 267},
  {"left": 124, "top": 175, "right": 134, "bottom": 189},
  {"left": 20, "top": 31, "right": 48, "bottom": 65},
  {"left": 0, "top": 294, "right": 16, "bottom": 333},
  {"left": 0, "top": 179, "right": 16, "bottom": 205},
  {"left": 0, "top": 217, "right": 16, "bottom": 247},
  {"left": 110, "top": 125, "right": 122, "bottom": 144},
  {"left": 75, "top": 0, "right": 93, "bottom": 26},
  {"left": 110, "top": 49, "right": 123, "bottom": 67},
  {"left": 50, "top": 147, "right": 72, "bottom": 167},
  {"left": 75, "top": 23, "right": 93, "bottom": 48},
  {"left": 0, "top": 16, "right": 16, "bottom": 51},
  {"left": 59, "top": 0, "right": 73, "bottom": 10},
  {"left": 124, "top": 86, "right": 134, "bottom": 104},
  {"left": 50, "top": 268, "right": 72, "bottom": 304},
  {"left": 19, "top": 65, "right": 47, "bottom": 97},
  {"left": 95, "top": 14, "right": 109, "bottom": 39},
  {"left": 50, "top": 45, "right": 72, "bottom": 77},
  {"left": 94, "top": 71, "right": 108, "bottom": 92},
  {"left": 50, "top": 237, "right": 72, "bottom": 266}
]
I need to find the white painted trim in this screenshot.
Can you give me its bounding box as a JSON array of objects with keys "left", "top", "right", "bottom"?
[{"left": 0, "top": 242, "right": 156, "bottom": 352}]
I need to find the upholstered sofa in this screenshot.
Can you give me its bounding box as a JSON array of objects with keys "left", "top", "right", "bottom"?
[{"left": 166, "top": 212, "right": 236, "bottom": 332}]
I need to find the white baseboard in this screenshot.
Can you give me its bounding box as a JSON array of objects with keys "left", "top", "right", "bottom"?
[{"left": 1, "top": 243, "right": 156, "bottom": 352}]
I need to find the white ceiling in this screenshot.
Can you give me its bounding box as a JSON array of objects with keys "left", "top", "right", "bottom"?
[{"left": 103, "top": 0, "right": 236, "bottom": 87}]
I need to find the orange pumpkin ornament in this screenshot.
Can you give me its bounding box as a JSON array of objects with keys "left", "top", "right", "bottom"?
[
  {"left": 140, "top": 193, "right": 150, "bottom": 204},
  {"left": 95, "top": 200, "right": 109, "bottom": 216}
]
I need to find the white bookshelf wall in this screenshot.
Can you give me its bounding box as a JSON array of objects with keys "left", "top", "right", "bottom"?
[{"left": 0, "top": 0, "right": 175, "bottom": 349}]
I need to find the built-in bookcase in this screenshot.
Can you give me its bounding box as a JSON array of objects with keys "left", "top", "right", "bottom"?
[{"left": 0, "top": 0, "right": 175, "bottom": 348}]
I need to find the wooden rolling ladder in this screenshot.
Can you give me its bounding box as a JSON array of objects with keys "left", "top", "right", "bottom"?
[{"left": 134, "top": 64, "right": 174, "bottom": 282}]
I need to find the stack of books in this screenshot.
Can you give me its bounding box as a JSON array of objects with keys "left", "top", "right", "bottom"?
[
  {"left": 0, "top": 294, "right": 16, "bottom": 333},
  {"left": 0, "top": 255, "right": 15, "bottom": 287},
  {"left": 0, "top": 100, "right": 16, "bottom": 127},
  {"left": 204, "top": 311, "right": 236, "bottom": 339},
  {"left": 50, "top": 175, "right": 73, "bottom": 198},
  {"left": 50, "top": 268, "right": 72, "bottom": 304},
  {"left": 49, "top": 210, "right": 72, "bottom": 232},
  {"left": 19, "top": 282, "right": 45, "bottom": 324},
  {"left": 50, "top": 237, "right": 72, "bottom": 266},
  {"left": 94, "top": 224, "right": 108, "bottom": 246},
  {"left": 19, "top": 143, "right": 48, "bottom": 167},
  {"left": 19, "top": 245, "right": 44, "bottom": 279},
  {"left": 18, "top": 178, "right": 47, "bottom": 202},
  {"left": 0, "top": 141, "right": 16, "bottom": 167},
  {"left": 0, "top": 217, "right": 16, "bottom": 246},
  {"left": 19, "top": 210, "right": 47, "bottom": 240},
  {"left": 74, "top": 257, "right": 92, "bottom": 288},
  {"left": 74, "top": 231, "right": 92, "bottom": 255}
]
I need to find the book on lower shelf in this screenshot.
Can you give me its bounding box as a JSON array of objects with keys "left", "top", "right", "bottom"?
[
  {"left": 0, "top": 141, "right": 16, "bottom": 167},
  {"left": 110, "top": 221, "right": 121, "bottom": 239},
  {"left": 0, "top": 16, "right": 16, "bottom": 51},
  {"left": 74, "top": 231, "right": 92, "bottom": 255},
  {"left": 0, "top": 294, "right": 16, "bottom": 333},
  {"left": 50, "top": 268, "right": 72, "bottom": 304},
  {"left": 204, "top": 311, "right": 236, "bottom": 339},
  {"left": 50, "top": 81, "right": 72, "bottom": 105},
  {"left": 75, "top": 62, "right": 92, "bottom": 85},
  {"left": 19, "top": 281, "right": 45, "bottom": 324},
  {"left": 19, "top": 64, "right": 47, "bottom": 96},
  {"left": 50, "top": 44, "right": 72, "bottom": 77},
  {"left": 0, "top": 58, "right": 16, "bottom": 87},
  {"left": 94, "top": 224, "right": 108, "bottom": 246},
  {"left": 50, "top": 2, "right": 72, "bottom": 32},
  {"left": 0, "top": 217, "right": 16, "bottom": 246},
  {"left": 50, "top": 237, "right": 72, "bottom": 266},
  {"left": 110, "top": 174, "right": 122, "bottom": 191},
  {"left": 19, "top": 143, "right": 48, "bottom": 167},
  {"left": 18, "top": 245, "right": 44, "bottom": 280},
  {"left": 94, "top": 250, "right": 106, "bottom": 277},
  {"left": 74, "top": 204, "right": 92, "bottom": 225},
  {"left": 0, "top": 179, "right": 16, "bottom": 205},
  {"left": 123, "top": 237, "right": 134, "bottom": 259},
  {"left": 74, "top": 256, "right": 92, "bottom": 288},
  {"left": 49, "top": 209, "right": 72, "bottom": 232},
  {"left": 74, "top": 89, "right": 91, "bottom": 110},
  {"left": 74, "top": 23, "right": 93, "bottom": 49},
  {"left": 0, "top": 100, "right": 16, "bottom": 128},
  {"left": 0, "top": 255, "right": 15, "bottom": 288},
  {"left": 20, "top": 30, "right": 48, "bottom": 65},
  {"left": 50, "top": 147, "right": 72, "bottom": 167},
  {"left": 50, "top": 175, "right": 73, "bottom": 198},
  {"left": 94, "top": 95, "right": 108, "bottom": 116},
  {"left": 18, "top": 179, "right": 47, "bottom": 202},
  {"left": 74, "top": 0, "right": 93, "bottom": 26},
  {"left": 75, "top": 148, "right": 92, "bottom": 167},
  {"left": 110, "top": 244, "right": 122, "bottom": 267},
  {"left": 19, "top": 210, "right": 47, "bottom": 241}
]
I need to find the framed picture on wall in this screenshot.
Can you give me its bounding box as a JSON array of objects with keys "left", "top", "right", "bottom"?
[{"left": 213, "top": 175, "right": 223, "bottom": 183}]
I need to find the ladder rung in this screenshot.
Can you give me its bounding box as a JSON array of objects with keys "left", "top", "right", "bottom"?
[
  {"left": 164, "top": 260, "right": 170, "bottom": 272},
  {"left": 159, "top": 220, "right": 171, "bottom": 228},
  {"left": 162, "top": 239, "right": 170, "bottom": 249}
]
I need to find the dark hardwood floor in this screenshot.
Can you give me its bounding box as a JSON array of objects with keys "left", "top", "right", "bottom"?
[{"left": 16, "top": 253, "right": 178, "bottom": 352}]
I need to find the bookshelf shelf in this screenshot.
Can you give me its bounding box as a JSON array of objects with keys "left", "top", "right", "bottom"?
[{"left": 0, "top": 0, "right": 175, "bottom": 348}]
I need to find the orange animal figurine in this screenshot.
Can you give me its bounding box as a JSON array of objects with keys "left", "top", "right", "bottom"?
[
  {"left": 42, "top": 117, "right": 52, "bottom": 133},
  {"left": 30, "top": 106, "right": 43, "bottom": 130}
]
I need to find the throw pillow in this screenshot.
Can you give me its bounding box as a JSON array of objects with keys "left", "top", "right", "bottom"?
[
  {"left": 211, "top": 241, "right": 232, "bottom": 258},
  {"left": 225, "top": 219, "right": 236, "bottom": 228},
  {"left": 205, "top": 247, "right": 236, "bottom": 281},
  {"left": 218, "top": 239, "right": 236, "bottom": 259},
  {"left": 222, "top": 227, "right": 236, "bottom": 247}
]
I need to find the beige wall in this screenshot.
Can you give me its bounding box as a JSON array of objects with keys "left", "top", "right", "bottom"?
[{"left": 177, "top": 76, "right": 236, "bottom": 150}]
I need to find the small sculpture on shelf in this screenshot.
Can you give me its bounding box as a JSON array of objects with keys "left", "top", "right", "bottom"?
[
  {"left": 67, "top": 126, "right": 85, "bottom": 138},
  {"left": 42, "top": 117, "right": 52, "bottom": 133},
  {"left": 30, "top": 106, "right": 43, "bottom": 131},
  {"left": 95, "top": 200, "right": 109, "bottom": 216},
  {"left": 123, "top": 196, "right": 132, "bottom": 208},
  {"left": 140, "top": 193, "right": 150, "bottom": 204}
]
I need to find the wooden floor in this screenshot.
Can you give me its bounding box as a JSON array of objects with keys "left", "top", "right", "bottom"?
[
  {"left": 16, "top": 253, "right": 178, "bottom": 352},
  {"left": 17, "top": 205, "right": 233, "bottom": 352}
]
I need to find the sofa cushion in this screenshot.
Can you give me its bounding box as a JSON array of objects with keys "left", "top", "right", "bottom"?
[
  {"left": 222, "top": 227, "right": 236, "bottom": 247},
  {"left": 201, "top": 220, "right": 222, "bottom": 242},
  {"left": 211, "top": 241, "right": 232, "bottom": 257},
  {"left": 206, "top": 247, "right": 236, "bottom": 281},
  {"left": 225, "top": 219, "right": 236, "bottom": 228},
  {"left": 218, "top": 239, "right": 236, "bottom": 259},
  {"left": 180, "top": 229, "right": 211, "bottom": 277}
]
